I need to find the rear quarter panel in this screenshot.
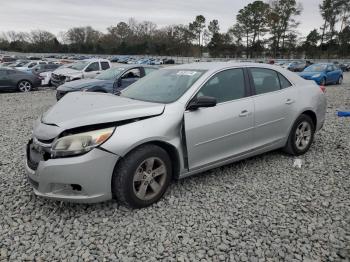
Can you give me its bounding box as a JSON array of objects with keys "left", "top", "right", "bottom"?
[{"left": 295, "top": 80, "right": 327, "bottom": 131}]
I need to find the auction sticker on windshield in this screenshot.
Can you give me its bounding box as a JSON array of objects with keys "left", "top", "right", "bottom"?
[{"left": 176, "top": 71, "right": 198, "bottom": 76}]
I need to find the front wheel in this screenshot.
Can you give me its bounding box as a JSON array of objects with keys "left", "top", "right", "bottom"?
[
  {"left": 112, "top": 145, "right": 172, "bottom": 208},
  {"left": 283, "top": 114, "right": 315, "bottom": 156},
  {"left": 17, "top": 80, "right": 32, "bottom": 92},
  {"left": 320, "top": 77, "right": 326, "bottom": 86},
  {"left": 336, "top": 76, "right": 343, "bottom": 85}
]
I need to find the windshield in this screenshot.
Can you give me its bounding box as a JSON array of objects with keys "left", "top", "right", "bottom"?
[
  {"left": 304, "top": 64, "right": 327, "bottom": 72},
  {"left": 121, "top": 69, "right": 206, "bottom": 103},
  {"left": 68, "top": 61, "right": 89, "bottom": 71},
  {"left": 95, "top": 67, "right": 125, "bottom": 80}
]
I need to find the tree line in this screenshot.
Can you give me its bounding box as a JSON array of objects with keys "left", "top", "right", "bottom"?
[{"left": 0, "top": 0, "right": 349, "bottom": 58}]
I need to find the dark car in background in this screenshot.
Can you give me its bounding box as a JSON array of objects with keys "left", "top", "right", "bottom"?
[
  {"left": 0, "top": 68, "right": 41, "bottom": 92},
  {"left": 56, "top": 65, "right": 158, "bottom": 100},
  {"left": 338, "top": 62, "right": 350, "bottom": 72},
  {"left": 287, "top": 61, "right": 312, "bottom": 72}
]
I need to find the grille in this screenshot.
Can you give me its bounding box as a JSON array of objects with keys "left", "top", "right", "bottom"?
[{"left": 52, "top": 73, "right": 66, "bottom": 81}]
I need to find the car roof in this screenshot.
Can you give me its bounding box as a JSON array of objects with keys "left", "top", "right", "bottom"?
[
  {"left": 164, "top": 62, "right": 287, "bottom": 71},
  {"left": 82, "top": 58, "right": 110, "bottom": 62},
  {"left": 163, "top": 62, "right": 307, "bottom": 85},
  {"left": 111, "top": 64, "right": 159, "bottom": 70}
]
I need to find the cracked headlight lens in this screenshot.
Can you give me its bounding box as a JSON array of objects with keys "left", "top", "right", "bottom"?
[{"left": 52, "top": 127, "right": 115, "bottom": 157}]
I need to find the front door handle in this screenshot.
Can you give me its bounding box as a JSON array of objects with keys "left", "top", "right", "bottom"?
[
  {"left": 286, "top": 99, "right": 295, "bottom": 105},
  {"left": 239, "top": 110, "right": 249, "bottom": 117}
]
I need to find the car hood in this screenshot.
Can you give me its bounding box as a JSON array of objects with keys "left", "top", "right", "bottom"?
[
  {"left": 53, "top": 67, "right": 81, "bottom": 76},
  {"left": 57, "top": 79, "right": 113, "bottom": 91},
  {"left": 40, "top": 92, "right": 165, "bottom": 133}
]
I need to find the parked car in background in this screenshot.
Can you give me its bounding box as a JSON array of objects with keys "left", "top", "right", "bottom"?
[
  {"left": 287, "top": 61, "right": 312, "bottom": 72},
  {"left": 110, "top": 56, "right": 121, "bottom": 62},
  {"left": 15, "top": 61, "right": 49, "bottom": 72},
  {"left": 0, "top": 68, "right": 41, "bottom": 92},
  {"left": 117, "top": 57, "right": 130, "bottom": 64},
  {"left": 56, "top": 65, "right": 158, "bottom": 100},
  {"left": 338, "top": 62, "right": 350, "bottom": 72},
  {"left": 0, "top": 62, "right": 14, "bottom": 68},
  {"left": 31, "top": 63, "right": 61, "bottom": 75},
  {"left": 27, "top": 56, "right": 42, "bottom": 60},
  {"left": 0, "top": 56, "right": 17, "bottom": 63},
  {"left": 299, "top": 63, "right": 343, "bottom": 85},
  {"left": 51, "top": 59, "right": 111, "bottom": 87},
  {"left": 7, "top": 60, "right": 30, "bottom": 68},
  {"left": 31, "top": 64, "right": 62, "bottom": 86},
  {"left": 162, "top": 58, "right": 175, "bottom": 64},
  {"left": 26, "top": 63, "right": 326, "bottom": 208}
]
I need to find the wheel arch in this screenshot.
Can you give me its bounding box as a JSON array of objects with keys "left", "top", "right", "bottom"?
[
  {"left": 301, "top": 110, "right": 317, "bottom": 128},
  {"left": 115, "top": 140, "right": 181, "bottom": 180}
]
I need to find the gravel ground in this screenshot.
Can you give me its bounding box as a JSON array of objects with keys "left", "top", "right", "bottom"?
[{"left": 0, "top": 74, "right": 349, "bottom": 262}]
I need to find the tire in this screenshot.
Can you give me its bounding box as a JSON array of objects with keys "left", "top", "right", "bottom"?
[
  {"left": 17, "top": 80, "right": 32, "bottom": 92},
  {"left": 320, "top": 77, "right": 326, "bottom": 86},
  {"left": 283, "top": 114, "right": 315, "bottom": 156},
  {"left": 112, "top": 144, "right": 172, "bottom": 208},
  {"left": 336, "top": 76, "right": 343, "bottom": 85}
]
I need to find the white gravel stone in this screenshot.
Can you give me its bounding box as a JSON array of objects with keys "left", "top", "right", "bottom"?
[{"left": 0, "top": 75, "right": 349, "bottom": 261}]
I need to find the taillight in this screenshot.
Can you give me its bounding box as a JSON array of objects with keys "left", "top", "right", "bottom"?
[{"left": 320, "top": 85, "right": 326, "bottom": 93}]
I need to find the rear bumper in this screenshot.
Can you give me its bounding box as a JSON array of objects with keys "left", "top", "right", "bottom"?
[{"left": 25, "top": 147, "right": 120, "bottom": 203}]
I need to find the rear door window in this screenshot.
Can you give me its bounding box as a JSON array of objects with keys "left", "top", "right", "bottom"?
[
  {"left": 278, "top": 73, "right": 292, "bottom": 89},
  {"left": 101, "top": 62, "right": 110, "bottom": 70},
  {"left": 249, "top": 68, "right": 281, "bottom": 95},
  {"left": 86, "top": 62, "right": 100, "bottom": 72}
]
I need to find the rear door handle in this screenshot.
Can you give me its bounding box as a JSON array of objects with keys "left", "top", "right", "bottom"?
[
  {"left": 286, "top": 99, "right": 295, "bottom": 105},
  {"left": 239, "top": 110, "right": 249, "bottom": 117}
]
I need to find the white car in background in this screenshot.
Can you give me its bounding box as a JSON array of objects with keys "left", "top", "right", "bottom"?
[
  {"left": 50, "top": 59, "right": 112, "bottom": 87},
  {"left": 15, "top": 61, "right": 49, "bottom": 72}
]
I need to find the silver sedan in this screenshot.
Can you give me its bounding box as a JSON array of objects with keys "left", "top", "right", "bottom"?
[{"left": 25, "top": 63, "right": 326, "bottom": 208}]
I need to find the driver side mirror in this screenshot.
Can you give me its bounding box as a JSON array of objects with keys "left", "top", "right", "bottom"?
[{"left": 187, "top": 96, "right": 217, "bottom": 111}]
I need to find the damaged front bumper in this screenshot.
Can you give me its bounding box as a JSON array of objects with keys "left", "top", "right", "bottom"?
[{"left": 25, "top": 139, "right": 120, "bottom": 203}]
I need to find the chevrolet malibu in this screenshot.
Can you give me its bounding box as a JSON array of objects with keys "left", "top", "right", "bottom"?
[{"left": 26, "top": 63, "right": 326, "bottom": 208}]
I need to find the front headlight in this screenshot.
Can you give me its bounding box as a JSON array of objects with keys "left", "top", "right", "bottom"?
[
  {"left": 51, "top": 127, "right": 115, "bottom": 158},
  {"left": 312, "top": 74, "right": 321, "bottom": 78}
]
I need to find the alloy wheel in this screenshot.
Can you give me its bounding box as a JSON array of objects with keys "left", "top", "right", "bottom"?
[
  {"left": 295, "top": 121, "right": 312, "bottom": 151},
  {"left": 18, "top": 81, "right": 32, "bottom": 92},
  {"left": 133, "top": 157, "right": 167, "bottom": 201}
]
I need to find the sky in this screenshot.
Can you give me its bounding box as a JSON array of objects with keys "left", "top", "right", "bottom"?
[{"left": 0, "top": 0, "right": 324, "bottom": 37}]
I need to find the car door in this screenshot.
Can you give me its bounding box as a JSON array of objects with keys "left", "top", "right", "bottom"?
[
  {"left": 0, "top": 70, "right": 8, "bottom": 87},
  {"left": 248, "top": 67, "right": 298, "bottom": 149},
  {"left": 0, "top": 69, "right": 17, "bottom": 89},
  {"left": 84, "top": 62, "right": 100, "bottom": 78},
  {"left": 184, "top": 68, "right": 254, "bottom": 170},
  {"left": 325, "top": 65, "right": 336, "bottom": 83}
]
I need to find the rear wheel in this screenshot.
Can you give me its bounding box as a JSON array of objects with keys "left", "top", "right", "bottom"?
[
  {"left": 17, "top": 80, "right": 32, "bottom": 92},
  {"left": 112, "top": 145, "right": 172, "bottom": 208},
  {"left": 336, "top": 76, "right": 343, "bottom": 85},
  {"left": 283, "top": 114, "right": 315, "bottom": 156}
]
